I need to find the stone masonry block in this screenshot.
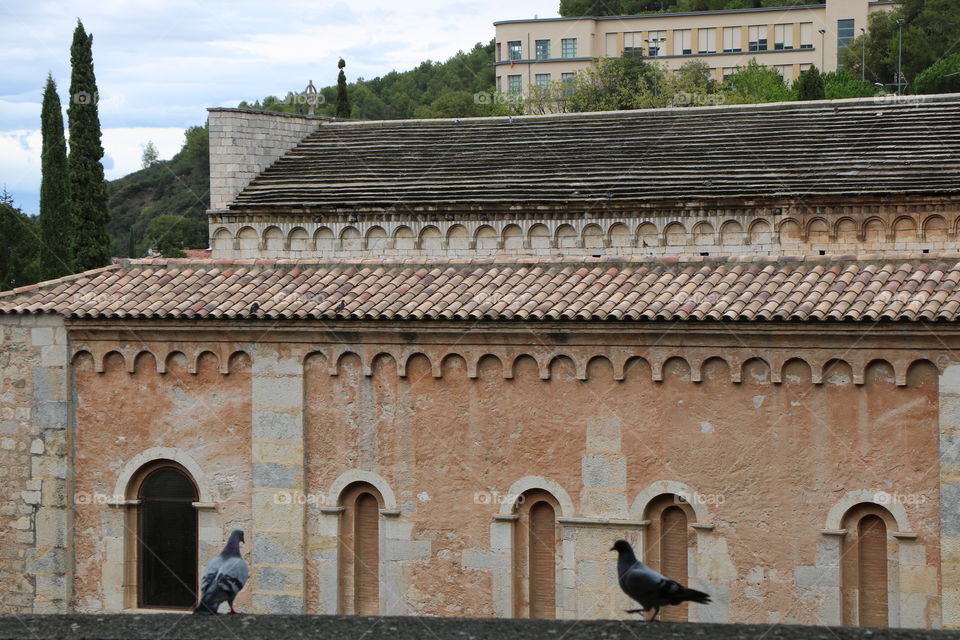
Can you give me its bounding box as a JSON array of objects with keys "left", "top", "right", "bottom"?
[{"left": 252, "top": 462, "right": 298, "bottom": 489}]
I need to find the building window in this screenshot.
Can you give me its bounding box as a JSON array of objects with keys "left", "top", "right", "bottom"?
[
  {"left": 840, "top": 504, "right": 893, "bottom": 627},
  {"left": 748, "top": 25, "right": 768, "bottom": 52},
  {"left": 508, "top": 40, "right": 522, "bottom": 60},
  {"left": 624, "top": 31, "right": 642, "bottom": 53},
  {"left": 508, "top": 75, "right": 522, "bottom": 93},
  {"left": 536, "top": 39, "right": 550, "bottom": 60},
  {"left": 605, "top": 32, "right": 618, "bottom": 57},
  {"left": 496, "top": 75, "right": 502, "bottom": 92},
  {"left": 496, "top": 42, "right": 502, "bottom": 61},
  {"left": 837, "top": 19, "right": 855, "bottom": 65},
  {"left": 698, "top": 28, "right": 716, "bottom": 54},
  {"left": 561, "top": 72, "right": 576, "bottom": 95},
  {"left": 722, "top": 26, "right": 740, "bottom": 53},
  {"left": 535, "top": 73, "right": 551, "bottom": 87},
  {"left": 561, "top": 38, "right": 577, "bottom": 58},
  {"left": 137, "top": 464, "right": 199, "bottom": 609},
  {"left": 774, "top": 24, "right": 793, "bottom": 50},
  {"left": 775, "top": 64, "right": 794, "bottom": 84},
  {"left": 339, "top": 483, "right": 383, "bottom": 615},
  {"left": 647, "top": 30, "right": 666, "bottom": 57},
  {"left": 722, "top": 67, "right": 737, "bottom": 82},
  {"left": 800, "top": 22, "right": 813, "bottom": 49},
  {"left": 674, "top": 29, "right": 691, "bottom": 55},
  {"left": 799, "top": 63, "right": 812, "bottom": 73},
  {"left": 514, "top": 490, "right": 559, "bottom": 618},
  {"left": 644, "top": 495, "right": 694, "bottom": 622}
]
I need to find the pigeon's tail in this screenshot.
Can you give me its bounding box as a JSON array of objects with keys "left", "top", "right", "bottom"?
[
  {"left": 673, "top": 587, "right": 711, "bottom": 605},
  {"left": 193, "top": 593, "right": 221, "bottom": 615}
]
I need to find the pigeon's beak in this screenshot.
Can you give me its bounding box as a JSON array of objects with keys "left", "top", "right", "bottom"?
[{"left": 609, "top": 545, "right": 616, "bottom": 552}]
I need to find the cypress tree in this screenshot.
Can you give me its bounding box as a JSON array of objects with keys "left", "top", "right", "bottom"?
[
  {"left": 794, "top": 65, "right": 825, "bottom": 101},
  {"left": 335, "top": 58, "right": 350, "bottom": 118},
  {"left": 67, "top": 19, "right": 111, "bottom": 271},
  {"left": 39, "top": 73, "right": 72, "bottom": 279}
]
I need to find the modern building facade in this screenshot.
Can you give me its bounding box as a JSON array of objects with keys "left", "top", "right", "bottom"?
[
  {"left": 2, "top": 94, "right": 960, "bottom": 628},
  {"left": 494, "top": 0, "right": 899, "bottom": 93}
]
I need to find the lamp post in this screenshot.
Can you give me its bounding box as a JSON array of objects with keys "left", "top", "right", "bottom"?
[
  {"left": 860, "top": 27, "right": 866, "bottom": 82},
  {"left": 896, "top": 18, "right": 905, "bottom": 94},
  {"left": 817, "top": 28, "right": 826, "bottom": 70}
]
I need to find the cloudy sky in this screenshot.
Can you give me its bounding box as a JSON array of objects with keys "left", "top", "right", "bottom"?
[{"left": 0, "top": 0, "right": 559, "bottom": 215}]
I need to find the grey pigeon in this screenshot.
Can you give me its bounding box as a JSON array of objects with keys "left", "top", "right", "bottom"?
[
  {"left": 194, "top": 530, "right": 248, "bottom": 615},
  {"left": 611, "top": 539, "right": 710, "bottom": 622}
]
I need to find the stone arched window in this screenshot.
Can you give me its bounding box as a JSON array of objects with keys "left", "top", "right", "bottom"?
[
  {"left": 643, "top": 494, "right": 695, "bottom": 621},
  {"left": 133, "top": 461, "right": 199, "bottom": 609},
  {"left": 840, "top": 503, "right": 896, "bottom": 627},
  {"left": 513, "top": 489, "right": 560, "bottom": 618},
  {"left": 338, "top": 482, "right": 384, "bottom": 615}
]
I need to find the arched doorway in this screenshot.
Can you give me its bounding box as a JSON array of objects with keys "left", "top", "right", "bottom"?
[
  {"left": 137, "top": 463, "right": 199, "bottom": 608},
  {"left": 338, "top": 482, "right": 384, "bottom": 615}
]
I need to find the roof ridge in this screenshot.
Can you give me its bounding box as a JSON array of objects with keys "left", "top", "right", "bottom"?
[
  {"left": 316, "top": 93, "right": 960, "bottom": 128},
  {"left": 0, "top": 262, "right": 122, "bottom": 300}
]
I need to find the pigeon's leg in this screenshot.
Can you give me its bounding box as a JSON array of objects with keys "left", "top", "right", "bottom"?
[
  {"left": 625, "top": 608, "right": 645, "bottom": 614},
  {"left": 228, "top": 600, "right": 238, "bottom": 614},
  {"left": 646, "top": 606, "right": 661, "bottom": 623}
]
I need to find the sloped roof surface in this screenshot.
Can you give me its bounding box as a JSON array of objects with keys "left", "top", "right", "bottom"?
[
  {"left": 230, "top": 96, "right": 960, "bottom": 209},
  {"left": 2, "top": 256, "right": 959, "bottom": 322}
]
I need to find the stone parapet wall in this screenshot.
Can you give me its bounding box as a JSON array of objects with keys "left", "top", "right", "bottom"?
[
  {"left": 0, "top": 314, "right": 71, "bottom": 613},
  {"left": 208, "top": 199, "right": 960, "bottom": 260},
  {"left": 207, "top": 108, "right": 326, "bottom": 211}
]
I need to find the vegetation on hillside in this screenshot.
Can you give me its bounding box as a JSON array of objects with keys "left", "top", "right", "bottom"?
[
  {"left": 559, "top": 0, "right": 822, "bottom": 17},
  {"left": 0, "top": 190, "right": 40, "bottom": 290},
  {"left": 106, "top": 125, "right": 210, "bottom": 258}
]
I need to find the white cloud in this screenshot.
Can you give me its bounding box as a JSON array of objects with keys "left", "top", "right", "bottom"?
[
  {"left": 0, "top": 0, "right": 560, "bottom": 210},
  {"left": 0, "top": 127, "right": 185, "bottom": 215}
]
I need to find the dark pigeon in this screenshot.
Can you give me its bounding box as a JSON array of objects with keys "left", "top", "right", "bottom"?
[
  {"left": 611, "top": 539, "right": 711, "bottom": 622},
  {"left": 194, "top": 529, "right": 249, "bottom": 615}
]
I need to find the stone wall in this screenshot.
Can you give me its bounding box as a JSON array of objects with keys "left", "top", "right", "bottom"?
[
  {"left": 3, "top": 614, "right": 955, "bottom": 640},
  {"left": 208, "top": 198, "right": 960, "bottom": 260},
  {"left": 207, "top": 108, "right": 326, "bottom": 211},
  {"left": 64, "top": 325, "right": 953, "bottom": 626},
  {"left": 0, "top": 314, "right": 71, "bottom": 613}
]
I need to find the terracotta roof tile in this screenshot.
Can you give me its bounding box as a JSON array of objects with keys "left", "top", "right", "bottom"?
[{"left": 6, "top": 256, "right": 960, "bottom": 323}]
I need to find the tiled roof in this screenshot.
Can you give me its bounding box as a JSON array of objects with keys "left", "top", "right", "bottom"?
[
  {"left": 231, "top": 95, "right": 960, "bottom": 210},
  {"left": 2, "top": 256, "right": 960, "bottom": 322}
]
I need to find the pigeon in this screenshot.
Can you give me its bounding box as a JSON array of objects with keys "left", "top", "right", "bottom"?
[
  {"left": 194, "top": 529, "right": 249, "bottom": 615},
  {"left": 611, "top": 539, "right": 710, "bottom": 622}
]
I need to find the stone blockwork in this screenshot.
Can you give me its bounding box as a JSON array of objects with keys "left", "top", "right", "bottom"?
[
  {"left": 55, "top": 324, "right": 951, "bottom": 626},
  {"left": 207, "top": 108, "right": 326, "bottom": 211},
  {"left": 208, "top": 197, "right": 960, "bottom": 260},
  {"left": 0, "top": 314, "right": 71, "bottom": 613}
]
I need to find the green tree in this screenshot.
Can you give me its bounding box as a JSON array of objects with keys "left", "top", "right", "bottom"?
[
  {"left": 68, "top": 19, "right": 111, "bottom": 271},
  {"left": 793, "top": 65, "right": 825, "bottom": 100},
  {"left": 39, "top": 73, "right": 72, "bottom": 280},
  {"left": 335, "top": 58, "right": 350, "bottom": 118},
  {"left": 822, "top": 69, "right": 877, "bottom": 99},
  {"left": 721, "top": 59, "right": 793, "bottom": 104},
  {"left": 0, "top": 190, "right": 41, "bottom": 291},
  {"left": 568, "top": 52, "right": 667, "bottom": 112},
  {"left": 841, "top": 0, "right": 960, "bottom": 92},
  {"left": 665, "top": 60, "right": 719, "bottom": 105},
  {"left": 414, "top": 91, "right": 480, "bottom": 118},
  {"left": 559, "top": 0, "right": 822, "bottom": 16},
  {"left": 913, "top": 52, "right": 960, "bottom": 94},
  {"left": 143, "top": 215, "right": 208, "bottom": 258},
  {"left": 141, "top": 141, "right": 159, "bottom": 168}
]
